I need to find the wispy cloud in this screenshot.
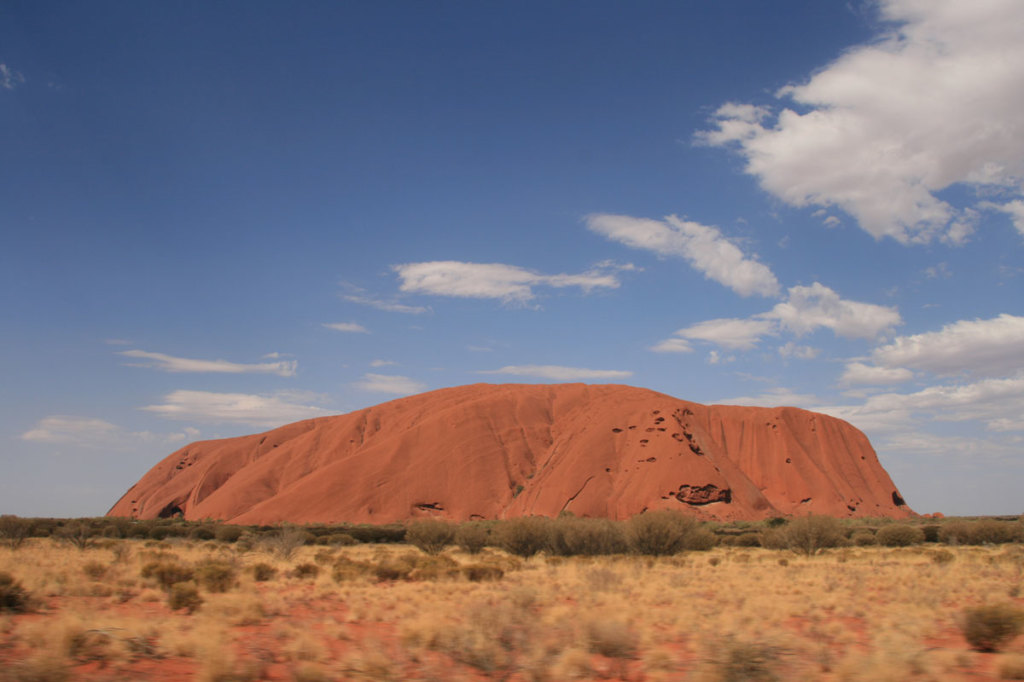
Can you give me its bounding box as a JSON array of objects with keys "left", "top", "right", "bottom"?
[
  {"left": 585, "top": 213, "right": 780, "bottom": 297},
  {"left": 0, "top": 64, "right": 25, "bottom": 90},
  {"left": 840, "top": 362, "right": 914, "bottom": 386},
  {"left": 141, "top": 390, "right": 331, "bottom": 427},
  {"left": 21, "top": 416, "right": 190, "bottom": 450},
  {"left": 119, "top": 349, "right": 297, "bottom": 377},
  {"left": 340, "top": 284, "right": 431, "bottom": 314},
  {"left": 352, "top": 373, "right": 426, "bottom": 395},
  {"left": 698, "top": 0, "right": 1024, "bottom": 244},
  {"left": 370, "top": 359, "right": 397, "bottom": 367},
  {"left": 392, "top": 261, "right": 622, "bottom": 304},
  {"left": 479, "top": 365, "right": 633, "bottom": 381},
  {"left": 322, "top": 322, "right": 369, "bottom": 334}
]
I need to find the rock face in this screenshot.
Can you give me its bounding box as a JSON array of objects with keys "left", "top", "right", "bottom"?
[{"left": 108, "top": 383, "right": 914, "bottom": 524}]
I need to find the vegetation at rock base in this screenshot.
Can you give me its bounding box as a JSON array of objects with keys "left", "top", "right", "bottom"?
[{"left": 0, "top": 512, "right": 1022, "bottom": 680}]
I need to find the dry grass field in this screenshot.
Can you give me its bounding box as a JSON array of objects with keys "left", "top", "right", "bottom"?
[{"left": 1, "top": 522, "right": 1023, "bottom": 681}]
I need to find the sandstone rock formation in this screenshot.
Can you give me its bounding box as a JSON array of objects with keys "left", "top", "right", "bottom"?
[{"left": 108, "top": 383, "right": 914, "bottom": 524}]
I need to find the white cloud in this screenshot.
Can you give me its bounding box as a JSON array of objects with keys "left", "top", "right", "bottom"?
[
  {"left": 585, "top": 213, "right": 780, "bottom": 297},
  {"left": 141, "top": 390, "right": 331, "bottom": 427},
  {"left": 20, "top": 416, "right": 189, "bottom": 450},
  {"left": 323, "top": 322, "right": 369, "bottom": 334},
  {"left": 768, "top": 283, "right": 902, "bottom": 339},
  {"left": 352, "top": 373, "right": 427, "bottom": 395},
  {"left": 698, "top": 0, "right": 1024, "bottom": 245},
  {"left": 659, "top": 319, "right": 770, "bottom": 350},
  {"left": 984, "top": 199, "right": 1024, "bottom": 237},
  {"left": 840, "top": 362, "right": 914, "bottom": 386},
  {"left": 716, "top": 387, "right": 820, "bottom": 409},
  {"left": 479, "top": 365, "right": 633, "bottom": 381},
  {"left": 343, "top": 293, "right": 430, "bottom": 315},
  {"left": 0, "top": 64, "right": 25, "bottom": 90},
  {"left": 778, "top": 342, "right": 820, "bottom": 359},
  {"left": 820, "top": 373, "right": 1024, "bottom": 433},
  {"left": 119, "top": 350, "right": 297, "bottom": 377},
  {"left": 370, "top": 359, "right": 397, "bottom": 367},
  {"left": 650, "top": 338, "right": 694, "bottom": 353},
  {"left": 871, "top": 314, "right": 1024, "bottom": 377},
  {"left": 392, "top": 261, "right": 620, "bottom": 304},
  {"left": 653, "top": 283, "right": 899, "bottom": 353}
]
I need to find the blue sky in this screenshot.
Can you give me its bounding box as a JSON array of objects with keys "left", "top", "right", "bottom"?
[{"left": 2, "top": 0, "right": 1022, "bottom": 518}]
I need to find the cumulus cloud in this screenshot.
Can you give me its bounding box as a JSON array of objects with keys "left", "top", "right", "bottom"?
[
  {"left": 21, "top": 416, "right": 190, "bottom": 450},
  {"left": 840, "top": 362, "right": 914, "bottom": 386},
  {"left": 698, "top": 0, "right": 1024, "bottom": 244},
  {"left": 392, "top": 261, "right": 620, "bottom": 304},
  {"left": 322, "top": 322, "right": 369, "bottom": 334},
  {"left": 585, "top": 213, "right": 780, "bottom": 297},
  {"left": 653, "top": 283, "right": 898, "bottom": 352},
  {"left": 479, "top": 365, "right": 633, "bottom": 381},
  {"left": 119, "top": 350, "right": 297, "bottom": 377},
  {"left": 768, "top": 283, "right": 902, "bottom": 339},
  {"left": 352, "top": 373, "right": 427, "bottom": 395},
  {"left": 871, "top": 314, "right": 1024, "bottom": 377},
  {"left": 141, "top": 390, "right": 331, "bottom": 427}
]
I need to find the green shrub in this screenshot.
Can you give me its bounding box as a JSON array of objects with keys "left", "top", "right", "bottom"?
[
  {"left": 291, "top": 563, "right": 320, "bottom": 580},
  {"left": 461, "top": 564, "right": 504, "bottom": 582},
  {"left": 167, "top": 582, "right": 203, "bottom": 613},
  {"left": 405, "top": 519, "right": 456, "bottom": 555},
  {"left": 262, "top": 526, "right": 314, "bottom": 559},
  {"left": 189, "top": 526, "right": 216, "bottom": 541},
  {"left": 56, "top": 521, "right": 96, "bottom": 551},
  {"left": 780, "top": 515, "right": 844, "bottom": 556},
  {"left": 960, "top": 603, "right": 1024, "bottom": 652},
  {"left": 850, "top": 530, "right": 877, "bottom": 546},
  {"left": 626, "top": 510, "right": 703, "bottom": 556},
  {"left": 938, "top": 520, "right": 973, "bottom": 545},
  {"left": 454, "top": 522, "right": 490, "bottom": 554},
  {"left": 324, "top": 533, "right": 358, "bottom": 546},
  {"left": 549, "top": 517, "right": 628, "bottom": 556},
  {"left": 731, "top": 533, "right": 763, "bottom": 548},
  {"left": 251, "top": 563, "right": 277, "bottom": 582},
  {"left": 0, "top": 515, "right": 32, "bottom": 550},
  {"left": 498, "top": 516, "right": 553, "bottom": 558},
  {"left": 196, "top": 560, "right": 237, "bottom": 592},
  {"left": 971, "top": 519, "right": 1021, "bottom": 545},
  {"left": 214, "top": 525, "right": 244, "bottom": 543},
  {"left": 876, "top": 524, "right": 925, "bottom": 547},
  {"left": 338, "top": 524, "right": 406, "bottom": 544},
  {"left": 921, "top": 524, "right": 941, "bottom": 543},
  {"left": 0, "top": 571, "right": 31, "bottom": 613},
  {"left": 140, "top": 560, "right": 194, "bottom": 589}
]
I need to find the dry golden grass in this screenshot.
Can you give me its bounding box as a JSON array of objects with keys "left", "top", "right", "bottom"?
[{"left": 0, "top": 536, "right": 1022, "bottom": 680}]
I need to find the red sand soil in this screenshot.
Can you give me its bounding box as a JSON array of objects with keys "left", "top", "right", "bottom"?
[{"left": 108, "top": 383, "right": 914, "bottom": 524}]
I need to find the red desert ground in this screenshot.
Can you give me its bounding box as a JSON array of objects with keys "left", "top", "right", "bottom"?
[{"left": 109, "top": 383, "right": 913, "bottom": 524}]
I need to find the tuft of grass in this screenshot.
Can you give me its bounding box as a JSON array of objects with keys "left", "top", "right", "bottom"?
[
  {"left": 999, "top": 654, "right": 1024, "bottom": 680},
  {"left": 196, "top": 559, "right": 237, "bottom": 593},
  {"left": 167, "top": 582, "right": 203, "bottom": 613},
  {"left": 0, "top": 571, "right": 31, "bottom": 613},
  {"left": 250, "top": 562, "right": 277, "bottom": 582},
  {"left": 707, "top": 637, "right": 785, "bottom": 682},
  {"left": 960, "top": 603, "right": 1024, "bottom": 652},
  {"left": 585, "top": 618, "right": 639, "bottom": 659}
]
